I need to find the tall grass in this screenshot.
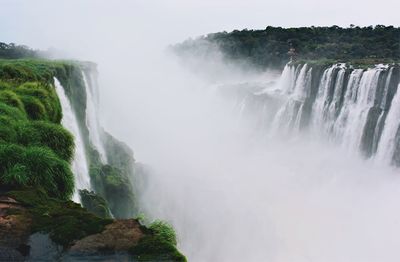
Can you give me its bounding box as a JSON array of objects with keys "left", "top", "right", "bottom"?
[{"left": 0, "top": 143, "right": 74, "bottom": 200}]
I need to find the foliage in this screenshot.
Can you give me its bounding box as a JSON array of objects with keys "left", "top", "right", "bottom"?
[
  {"left": 173, "top": 25, "right": 400, "bottom": 69},
  {"left": 130, "top": 220, "right": 186, "bottom": 262},
  {"left": 0, "top": 89, "right": 25, "bottom": 112},
  {"left": 15, "top": 82, "right": 62, "bottom": 123},
  {"left": 0, "top": 143, "right": 74, "bottom": 199},
  {"left": 0, "top": 60, "right": 77, "bottom": 199},
  {"left": 0, "top": 42, "right": 37, "bottom": 59},
  {"left": 0, "top": 102, "right": 27, "bottom": 121},
  {"left": 90, "top": 164, "right": 136, "bottom": 219},
  {"left": 79, "top": 189, "right": 112, "bottom": 218},
  {"left": 149, "top": 220, "right": 177, "bottom": 246},
  {"left": 15, "top": 121, "right": 75, "bottom": 162}
]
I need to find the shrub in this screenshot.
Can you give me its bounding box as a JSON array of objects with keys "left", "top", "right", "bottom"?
[
  {"left": 0, "top": 143, "right": 74, "bottom": 200},
  {"left": 79, "top": 189, "right": 112, "bottom": 218},
  {"left": 1, "top": 164, "right": 29, "bottom": 186},
  {"left": 0, "top": 81, "right": 12, "bottom": 90},
  {"left": 129, "top": 220, "right": 185, "bottom": 262},
  {"left": 14, "top": 121, "right": 74, "bottom": 162},
  {"left": 0, "top": 90, "right": 25, "bottom": 112},
  {"left": 16, "top": 82, "right": 62, "bottom": 123},
  {"left": 0, "top": 103, "right": 26, "bottom": 121},
  {"left": 30, "top": 121, "right": 74, "bottom": 162},
  {"left": 0, "top": 124, "right": 17, "bottom": 142},
  {"left": 149, "top": 220, "right": 177, "bottom": 246},
  {"left": 23, "top": 146, "right": 74, "bottom": 199},
  {"left": 18, "top": 95, "right": 47, "bottom": 120}
]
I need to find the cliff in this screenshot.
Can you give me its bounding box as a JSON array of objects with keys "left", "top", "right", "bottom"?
[{"left": 0, "top": 59, "right": 186, "bottom": 261}]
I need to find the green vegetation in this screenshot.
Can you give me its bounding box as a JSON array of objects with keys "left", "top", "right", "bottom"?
[
  {"left": 79, "top": 189, "right": 112, "bottom": 218},
  {"left": 173, "top": 25, "right": 400, "bottom": 69},
  {"left": 0, "top": 143, "right": 74, "bottom": 199},
  {"left": 130, "top": 220, "right": 186, "bottom": 262},
  {"left": 8, "top": 189, "right": 112, "bottom": 247},
  {"left": 0, "top": 42, "right": 37, "bottom": 59},
  {"left": 90, "top": 163, "right": 136, "bottom": 218},
  {"left": 0, "top": 60, "right": 75, "bottom": 200},
  {"left": 0, "top": 56, "right": 185, "bottom": 260}
]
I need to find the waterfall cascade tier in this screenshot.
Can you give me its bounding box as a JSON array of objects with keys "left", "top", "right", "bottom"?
[
  {"left": 82, "top": 71, "right": 108, "bottom": 164},
  {"left": 54, "top": 78, "right": 91, "bottom": 202},
  {"left": 227, "top": 63, "right": 400, "bottom": 166}
]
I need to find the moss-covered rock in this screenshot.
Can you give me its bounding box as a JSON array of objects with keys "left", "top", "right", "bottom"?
[
  {"left": 90, "top": 164, "right": 136, "bottom": 219},
  {"left": 129, "top": 221, "right": 186, "bottom": 262},
  {"left": 79, "top": 189, "right": 112, "bottom": 219},
  {"left": 7, "top": 189, "right": 113, "bottom": 247}
]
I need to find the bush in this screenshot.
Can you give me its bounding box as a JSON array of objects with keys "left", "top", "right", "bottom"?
[
  {"left": 29, "top": 121, "right": 74, "bottom": 162},
  {"left": 0, "top": 103, "right": 26, "bottom": 121},
  {"left": 18, "top": 95, "right": 47, "bottom": 120},
  {"left": 149, "top": 220, "right": 177, "bottom": 246},
  {"left": 129, "top": 220, "right": 185, "bottom": 262},
  {"left": 1, "top": 164, "right": 29, "bottom": 186},
  {"left": 79, "top": 189, "right": 112, "bottom": 218},
  {"left": 15, "top": 82, "right": 62, "bottom": 123},
  {"left": 14, "top": 121, "right": 74, "bottom": 162},
  {"left": 0, "top": 143, "right": 74, "bottom": 200},
  {"left": 0, "top": 90, "right": 25, "bottom": 112},
  {"left": 23, "top": 146, "right": 74, "bottom": 199}
]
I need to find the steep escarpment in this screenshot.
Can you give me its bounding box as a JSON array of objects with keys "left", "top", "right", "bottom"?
[
  {"left": 0, "top": 59, "right": 186, "bottom": 261},
  {"left": 219, "top": 62, "right": 400, "bottom": 166}
]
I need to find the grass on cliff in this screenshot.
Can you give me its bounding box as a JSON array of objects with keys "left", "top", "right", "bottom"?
[
  {"left": 0, "top": 143, "right": 74, "bottom": 200},
  {"left": 130, "top": 220, "right": 186, "bottom": 262},
  {"left": 0, "top": 60, "right": 77, "bottom": 200}
]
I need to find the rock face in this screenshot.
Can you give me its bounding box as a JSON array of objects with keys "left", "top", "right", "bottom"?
[
  {"left": 69, "top": 219, "right": 145, "bottom": 254},
  {"left": 0, "top": 196, "right": 147, "bottom": 261},
  {"left": 0, "top": 196, "right": 32, "bottom": 261}
]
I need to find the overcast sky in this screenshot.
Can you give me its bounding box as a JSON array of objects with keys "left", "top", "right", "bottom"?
[{"left": 1, "top": 0, "right": 399, "bottom": 60}]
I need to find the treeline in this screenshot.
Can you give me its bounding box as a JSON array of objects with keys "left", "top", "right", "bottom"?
[
  {"left": 173, "top": 25, "right": 400, "bottom": 69},
  {"left": 0, "top": 42, "right": 38, "bottom": 59}
]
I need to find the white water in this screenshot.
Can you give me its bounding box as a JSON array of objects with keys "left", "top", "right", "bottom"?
[
  {"left": 375, "top": 83, "right": 400, "bottom": 164},
  {"left": 82, "top": 71, "right": 108, "bottom": 163},
  {"left": 236, "top": 63, "right": 400, "bottom": 163},
  {"left": 121, "top": 60, "right": 400, "bottom": 262},
  {"left": 116, "top": 61, "right": 400, "bottom": 262},
  {"left": 54, "top": 78, "right": 91, "bottom": 202}
]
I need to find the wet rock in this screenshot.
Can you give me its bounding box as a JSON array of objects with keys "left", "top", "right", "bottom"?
[
  {"left": 69, "top": 219, "right": 144, "bottom": 255},
  {"left": 0, "top": 196, "right": 31, "bottom": 261}
]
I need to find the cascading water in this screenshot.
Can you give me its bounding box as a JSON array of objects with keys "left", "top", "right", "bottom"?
[
  {"left": 54, "top": 78, "right": 91, "bottom": 202},
  {"left": 82, "top": 71, "right": 108, "bottom": 163},
  {"left": 375, "top": 82, "right": 400, "bottom": 165},
  {"left": 127, "top": 58, "right": 400, "bottom": 262},
  {"left": 227, "top": 63, "right": 400, "bottom": 166}
]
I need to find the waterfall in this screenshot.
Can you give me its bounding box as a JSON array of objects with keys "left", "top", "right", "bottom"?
[
  {"left": 224, "top": 63, "right": 400, "bottom": 167},
  {"left": 375, "top": 82, "right": 400, "bottom": 165},
  {"left": 82, "top": 71, "right": 108, "bottom": 163},
  {"left": 54, "top": 78, "right": 91, "bottom": 202}
]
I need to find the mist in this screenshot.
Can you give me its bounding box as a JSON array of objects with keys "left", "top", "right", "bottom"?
[{"left": 2, "top": 1, "right": 400, "bottom": 261}]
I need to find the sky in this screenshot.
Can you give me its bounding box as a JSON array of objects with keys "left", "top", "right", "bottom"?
[{"left": 0, "top": 0, "right": 399, "bottom": 59}]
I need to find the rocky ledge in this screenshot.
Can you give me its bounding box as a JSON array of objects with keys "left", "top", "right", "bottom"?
[{"left": 0, "top": 190, "right": 186, "bottom": 262}]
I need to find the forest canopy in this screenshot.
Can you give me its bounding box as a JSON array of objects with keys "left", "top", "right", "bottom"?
[
  {"left": 0, "top": 42, "right": 38, "bottom": 59},
  {"left": 173, "top": 25, "right": 400, "bottom": 69}
]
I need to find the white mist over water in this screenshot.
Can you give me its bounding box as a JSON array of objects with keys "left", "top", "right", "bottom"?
[
  {"left": 100, "top": 56, "right": 400, "bottom": 262},
  {"left": 54, "top": 78, "right": 91, "bottom": 202}
]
